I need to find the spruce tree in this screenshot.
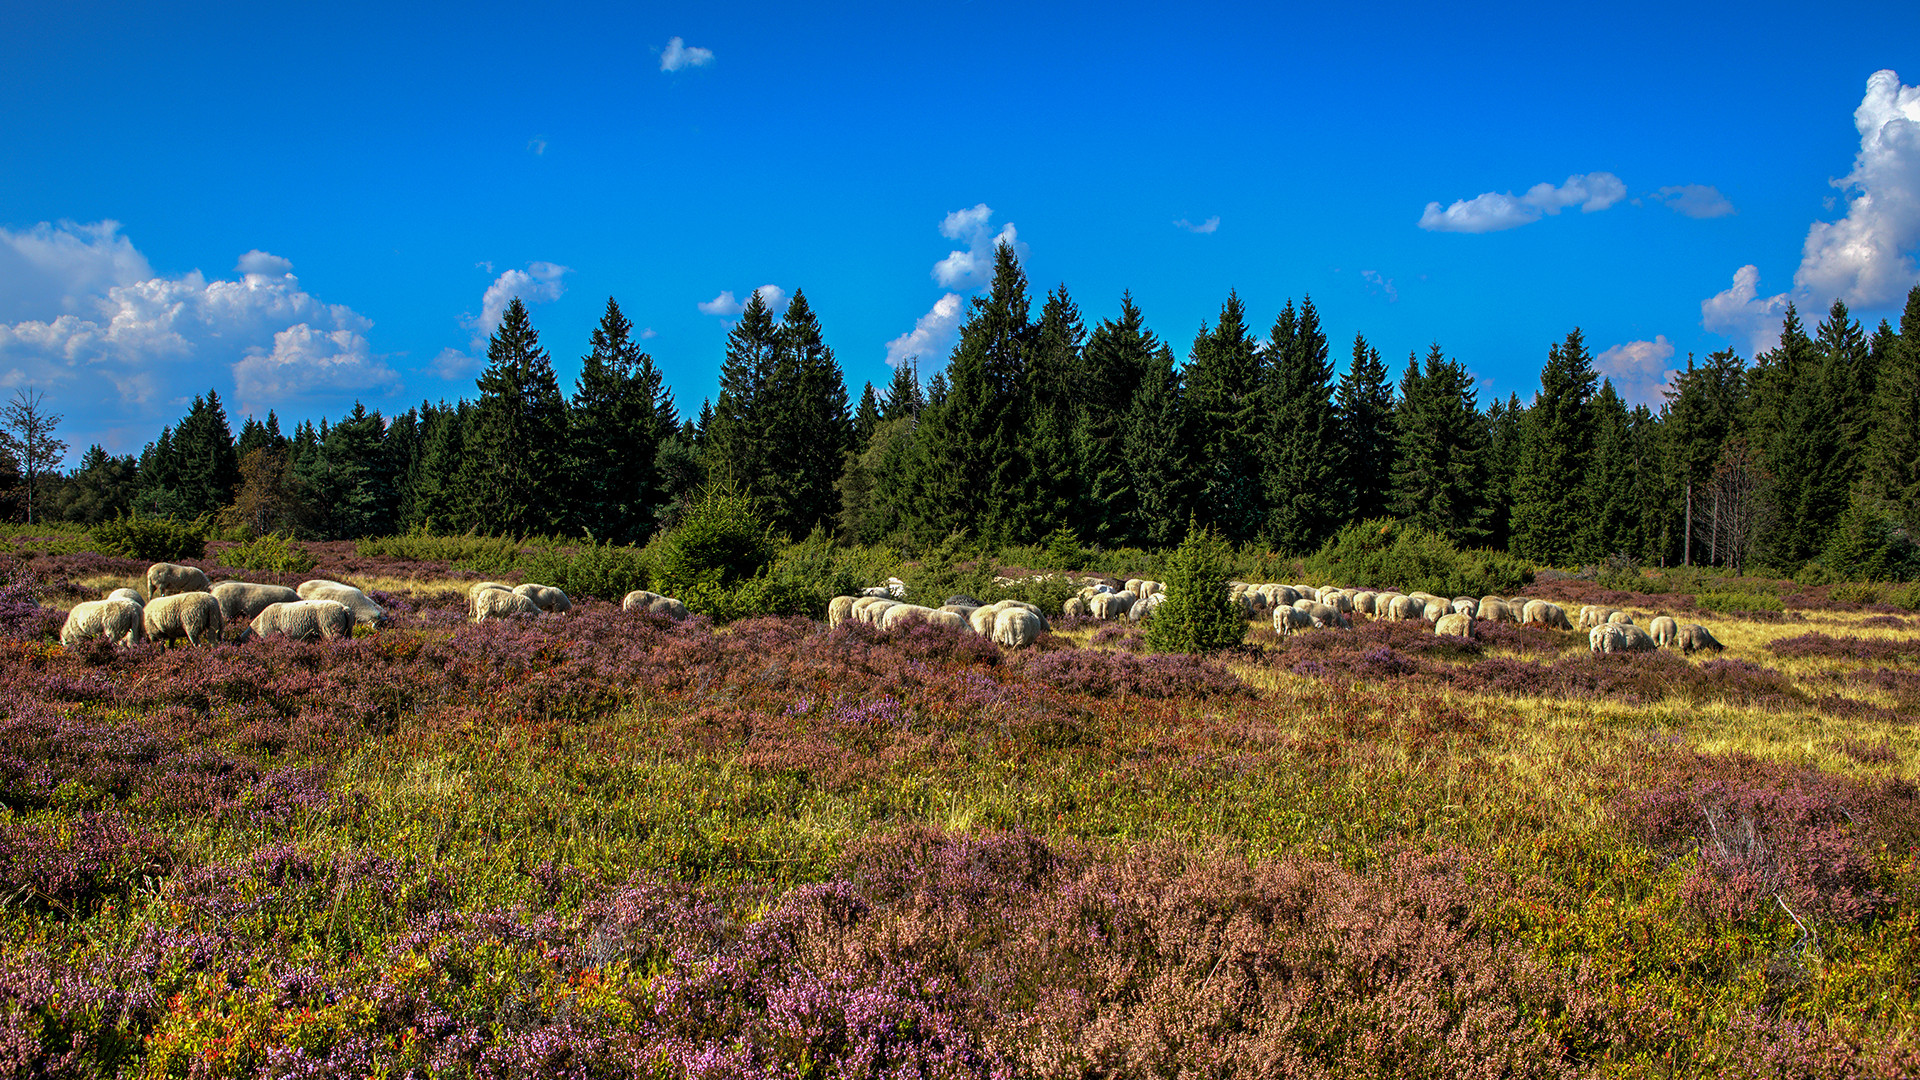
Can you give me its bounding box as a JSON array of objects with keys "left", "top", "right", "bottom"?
[
  {"left": 1335, "top": 333, "right": 1397, "bottom": 524},
  {"left": 1020, "top": 286, "right": 1086, "bottom": 534},
  {"left": 1664, "top": 349, "right": 1746, "bottom": 564},
  {"left": 1862, "top": 285, "right": 1920, "bottom": 530},
  {"left": 1751, "top": 306, "right": 1830, "bottom": 567},
  {"left": 881, "top": 360, "right": 925, "bottom": 421},
  {"left": 169, "top": 390, "right": 240, "bottom": 519},
  {"left": 704, "top": 292, "right": 780, "bottom": 504},
  {"left": 1144, "top": 520, "right": 1244, "bottom": 654},
  {"left": 1817, "top": 299, "right": 1875, "bottom": 511},
  {"left": 852, "top": 383, "right": 881, "bottom": 446},
  {"left": 1121, "top": 342, "right": 1191, "bottom": 548},
  {"left": 464, "top": 297, "right": 570, "bottom": 535},
  {"left": 1581, "top": 381, "right": 1637, "bottom": 560},
  {"left": 1078, "top": 292, "right": 1164, "bottom": 544},
  {"left": 1261, "top": 296, "right": 1340, "bottom": 553},
  {"left": 1183, "top": 291, "right": 1266, "bottom": 543},
  {"left": 1484, "top": 392, "right": 1525, "bottom": 551},
  {"left": 762, "top": 289, "right": 852, "bottom": 537},
  {"left": 570, "top": 298, "right": 662, "bottom": 543},
  {"left": 1510, "top": 329, "right": 1597, "bottom": 565},
  {"left": 1389, "top": 345, "right": 1493, "bottom": 546}
]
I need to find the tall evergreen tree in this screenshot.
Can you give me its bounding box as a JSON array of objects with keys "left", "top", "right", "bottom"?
[
  {"left": 1751, "top": 305, "right": 1832, "bottom": 566},
  {"left": 1120, "top": 342, "right": 1191, "bottom": 548},
  {"left": 1817, "top": 299, "right": 1875, "bottom": 507},
  {"left": 1335, "top": 333, "right": 1397, "bottom": 524},
  {"left": 761, "top": 289, "right": 853, "bottom": 537},
  {"left": 53, "top": 445, "right": 138, "bottom": 524},
  {"left": 1510, "top": 329, "right": 1597, "bottom": 564},
  {"left": 1664, "top": 349, "right": 1746, "bottom": 564},
  {"left": 1581, "top": 381, "right": 1639, "bottom": 560},
  {"left": 570, "top": 297, "right": 663, "bottom": 543},
  {"left": 1019, "top": 286, "right": 1086, "bottom": 533},
  {"left": 1389, "top": 345, "right": 1493, "bottom": 545},
  {"left": 1862, "top": 284, "right": 1920, "bottom": 530},
  {"left": 1484, "top": 393, "right": 1525, "bottom": 551},
  {"left": 880, "top": 360, "right": 924, "bottom": 420},
  {"left": 704, "top": 291, "right": 781, "bottom": 503},
  {"left": 1261, "top": 296, "right": 1340, "bottom": 553},
  {"left": 1182, "top": 291, "right": 1266, "bottom": 543},
  {"left": 852, "top": 383, "right": 881, "bottom": 446},
  {"left": 463, "top": 297, "right": 570, "bottom": 535}
]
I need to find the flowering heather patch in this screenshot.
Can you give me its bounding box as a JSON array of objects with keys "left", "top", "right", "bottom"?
[
  {"left": 1012, "top": 647, "right": 1247, "bottom": 699},
  {"left": 1766, "top": 631, "right": 1920, "bottom": 663}
]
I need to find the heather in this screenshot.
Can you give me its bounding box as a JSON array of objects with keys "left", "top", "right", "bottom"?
[{"left": 4, "top": 556, "right": 1920, "bottom": 1076}]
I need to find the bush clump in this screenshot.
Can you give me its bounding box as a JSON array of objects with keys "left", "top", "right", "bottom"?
[
  {"left": 1304, "top": 518, "right": 1532, "bottom": 597},
  {"left": 90, "top": 511, "right": 206, "bottom": 563},
  {"left": 354, "top": 529, "right": 525, "bottom": 570},
  {"left": 1146, "top": 521, "right": 1244, "bottom": 654},
  {"left": 220, "top": 532, "right": 318, "bottom": 574},
  {"left": 515, "top": 539, "right": 652, "bottom": 602}
]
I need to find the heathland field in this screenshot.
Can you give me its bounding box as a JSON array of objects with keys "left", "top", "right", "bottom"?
[{"left": 3, "top": 535, "right": 1918, "bottom": 1079}]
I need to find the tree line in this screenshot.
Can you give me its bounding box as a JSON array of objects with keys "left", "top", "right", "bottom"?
[{"left": 29, "top": 241, "right": 1920, "bottom": 578}]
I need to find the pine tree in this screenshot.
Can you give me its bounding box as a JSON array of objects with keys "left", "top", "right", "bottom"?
[
  {"left": 1261, "top": 296, "right": 1340, "bottom": 553},
  {"left": 570, "top": 297, "right": 662, "bottom": 543},
  {"left": 1751, "top": 305, "right": 1831, "bottom": 567},
  {"left": 1664, "top": 349, "right": 1747, "bottom": 565},
  {"left": 1019, "top": 286, "right": 1086, "bottom": 534},
  {"left": 761, "top": 289, "right": 852, "bottom": 537},
  {"left": 1581, "top": 380, "right": 1637, "bottom": 560},
  {"left": 1484, "top": 393, "right": 1524, "bottom": 551},
  {"left": 880, "top": 359, "right": 924, "bottom": 420},
  {"left": 1862, "top": 285, "right": 1920, "bottom": 529},
  {"left": 1510, "top": 329, "right": 1597, "bottom": 564},
  {"left": 1121, "top": 343, "right": 1191, "bottom": 548},
  {"left": 1389, "top": 345, "right": 1493, "bottom": 546},
  {"left": 464, "top": 298, "right": 570, "bottom": 535},
  {"left": 852, "top": 383, "right": 881, "bottom": 445},
  {"left": 704, "top": 292, "right": 781, "bottom": 504},
  {"left": 1335, "top": 333, "right": 1396, "bottom": 524},
  {"left": 1182, "top": 292, "right": 1266, "bottom": 543}
]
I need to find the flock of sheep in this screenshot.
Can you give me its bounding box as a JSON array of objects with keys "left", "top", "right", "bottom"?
[{"left": 57, "top": 561, "right": 696, "bottom": 647}]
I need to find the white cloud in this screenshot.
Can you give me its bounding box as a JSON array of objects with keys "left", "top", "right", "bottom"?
[
  {"left": 1701, "top": 264, "right": 1790, "bottom": 356},
  {"left": 885, "top": 293, "right": 964, "bottom": 368},
  {"left": 639, "top": 327, "right": 657, "bottom": 339},
  {"left": 0, "top": 223, "right": 395, "bottom": 435},
  {"left": 431, "top": 347, "right": 476, "bottom": 380},
  {"left": 1654, "top": 184, "right": 1736, "bottom": 219},
  {"left": 235, "top": 249, "right": 294, "bottom": 277},
  {"left": 1174, "top": 216, "right": 1220, "bottom": 234},
  {"left": 1595, "top": 335, "right": 1679, "bottom": 407},
  {"left": 697, "top": 283, "right": 787, "bottom": 318},
  {"left": 0, "top": 219, "right": 153, "bottom": 322},
  {"left": 931, "top": 203, "right": 1022, "bottom": 288},
  {"left": 1418, "top": 172, "right": 1627, "bottom": 233},
  {"left": 1792, "top": 69, "right": 1920, "bottom": 308},
  {"left": 474, "top": 261, "right": 568, "bottom": 343},
  {"left": 527, "top": 137, "right": 547, "bottom": 156},
  {"left": 1361, "top": 269, "right": 1398, "bottom": 302},
  {"left": 660, "top": 36, "right": 714, "bottom": 72}
]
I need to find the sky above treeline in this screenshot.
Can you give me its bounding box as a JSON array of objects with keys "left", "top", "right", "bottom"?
[{"left": 3, "top": 1, "right": 1919, "bottom": 462}]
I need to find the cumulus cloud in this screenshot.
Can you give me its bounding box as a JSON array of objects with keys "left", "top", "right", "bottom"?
[
  {"left": 1654, "top": 184, "right": 1736, "bottom": 219},
  {"left": 660, "top": 36, "right": 714, "bottom": 72},
  {"left": 0, "top": 222, "right": 397, "bottom": 434},
  {"left": 639, "top": 327, "right": 657, "bottom": 339},
  {"left": 1174, "top": 216, "right": 1220, "bottom": 234},
  {"left": 1418, "top": 172, "right": 1627, "bottom": 233},
  {"left": 886, "top": 293, "right": 964, "bottom": 369},
  {"left": 1792, "top": 69, "right": 1920, "bottom": 308},
  {"left": 1361, "top": 269, "right": 1398, "bottom": 302},
  {"left": 932, "top": 203, "right": 1022, "bottom": 289},
  {"left": 474, "top": 261, "right": 568, "bottom": 343},
  {"left": 1701, "top": 264, "right": 1790, "bottom": 356},
  {"left": 697, "top": 284, "right": 787, "bottom": 318},
  {"left": 1595, "top": 335, "right": 1679, "bottom": 406}
]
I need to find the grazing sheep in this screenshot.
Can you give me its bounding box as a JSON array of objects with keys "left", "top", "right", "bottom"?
[
  {"left": 469, "top": 581, "right": 514, "bottom": 600},
  {"left": 1127, "top": 592, "right": 1164, "bottom": 622},
  {"left": 1649, "top": 616, "right": 1679, "bottom": 647},
  {"left": 295, "top": 579, "right": 349, "bottom": 599},
  {"left": 243, "top": 599, "right": 353, "bottom": 642},
  {"left": 857, "top": 598, "right": 901, "bottom": 625},
  {"left": 1434, "top": 612, "right": 1474, "bottom": 638},
  {"left": 211, "top": 581, "right": 301, "bottom": 621},
  {"left": 513, "top": 583, "right": 572, "bottom": 614},
  {"left": 61, "top": 598, "right": 145, "bottom": 646},
  {"left": 301, "top": 583, "right": 388, "bottom": 627},
  {"left": 619, "top": 590, "right": 691, "bottom": 620},
  {"left": 1607, "top": 610, "right": 1635, "bottom": 626},
  {"left": 1306, "top": 602, "right": 1350, "bottom": 629},
  {"left": 939, "top": 603, "right": 979, "bottom": 618},
  {"left": 1450, "top": 598, "right": 1477, "bottom": 616},
  {"left": 880, "top": 604, "right": 937, "bottom": 631},
  {"left": 1589, "top": 622, "right": 1657, "bottom": 654},
  {"left": 827, "top": 595, "right": 858, "bottom": 628},
  {"left": 1477, "top": 599, "right": 1518, "bottom": 623},
  {"left": 473, "top": 588, "right": 540, "bottom": 622},
  {"left": 146, "top": 562, "right": 211, "bottom": 599},
  {"left": 923, "top": 609, "right": 967, "bottom": 632},
  {"left": 108, "top": 587, "right": 145, "bottom": 606},
  {"left": 991, "top": 607, "right": 1045, "bottom": 648},
  {"left": 1522, "top": 600, "right": 1573, "bottom": 631},
  {"left": 144, "top": 593, "right": 224, "bottom": 646},
  {"left": 1273, "top": 607, "right": 1313, "bottom": 636},
  {"left": 1384, "top": 594, "right": 1423, "bottom": 621},
  {"left": 1062, "top": 595, "right": 1091, "bottom": 619},
  {"left": 1675, "top": 623, "right": 1725, "bottom": 653},
  {"left": 1089, "top": 591, "right": 1136, "bottom": 620},
  {"left": 1352, "top": 591, "right": 1379, "bottom": 617},
  {"left": 1323, "top": 592, "right": 1355, "bottom": 615}
]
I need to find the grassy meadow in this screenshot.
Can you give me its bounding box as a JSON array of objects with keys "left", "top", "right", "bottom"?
[{"left": 2, "top": 530, "right": 1917, "bottom": 1078}]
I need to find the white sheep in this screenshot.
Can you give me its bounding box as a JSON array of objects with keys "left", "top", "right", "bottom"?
[
  {"left": 144, "top": 593, "right": 224, "bottom": 646},
  {"left": 146, "top": 562, "right": 210, "bottom": 599},
  {"left": 1351, "top": 591, "right": 1379, "bottom": 617},
  {"left": 107, "top": 587, "right": 145, "bottom": 606},
  {"left": 1607, "top": 610, "right": 1635, "bottom": 626},
  {"left": 1306, "top": 602, "right": 1351, "bottom": 629},
  {"left": 243, "top": 599, "right": 354, "bottom": 642},
  {"left": 1433, "top": 612, "right": 1473, "bottom": 638},
  {"left": 1649, "top": 616, "right": 1679, "bottom": 647},
  {"left": 469, "top": 581, "right": 514, "bottom": 601},
  {"left": 300, "top": 582, "right": 387, "bottom": 627},
  {"left": 1589, "top": 622, "right": 1656, "bottom": 654},
  {"left": 295, "top": 579, "right": 350, "bottom": 599},
  {"left": 827, "top": 595, "right": 859, "bottom": 628},
  {"left": 618, "top": 590, "right": 690, "bottom": 620},
  {"left": 1675, "top": 623, "right": 1724, "bottom": 653},
  {"left": 1088, "top": 591, "right": 1136, "bottom": 620},
  {"left": 1062, "top": 595, "right": 1091, "bottom": 619},
  {"left": 60, "top": 598, "right": 145, "bottom": 646},
  {"left": 211, "top": 581, "right": 301, "bottom": 621},
  {"left": 991, "top": 606, "right": 1045, "bottom": 648},
  {"left": 879, "top": 603, "right": 938, "bottom": 631},
  {"left": 1127, "top": 592, "right": 1165, "bottom": 622},
  {"left": 1522, "top": 600, "right": 1573, "bottom": 631},
  {"left": 1273, "top": 606, "right": 1313, "bottom": 636},
  {"left": 513, "top": 583, "right": 572, "bottom": 614},
  {"left": 474, "top": 588, "right": 540, "bottom": 622}
]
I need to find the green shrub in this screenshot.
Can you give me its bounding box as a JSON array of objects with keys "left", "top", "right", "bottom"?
[
  {"left": 653, "top": 482, "right": 778, "bottom": 593},
  {"left": 682, "top": 575, "right": 823, "bottom": 623},
  {"left": 1304, "top": 519, "right": 1532, "bottom": 597},
  {"left": 1146, "top": 522, "right": 1244, "bottom": 654},
  {"left": 222, "top": 533, "right": 318, "bottom": 574},
  {"left": 91, "top": 511, "right": 207, "bottom": 562},
  {"left": 1696, "top": 589, "right": 1784, "bottom": 613},
  {"left": 514, "top": 540, "right": 653, "bottom": 602},
  {"left": 903, "top": 532, "right": 996, "bottom": 607},
  {"left": 1040, "top": 527, "right": 1085, "bottom": 572},
  {"left": 355, "top": 529, "right": 526, "bottom": 571}
]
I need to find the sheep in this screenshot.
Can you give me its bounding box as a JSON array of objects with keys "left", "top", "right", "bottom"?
[
  {"left": 1128, "top": 592, "right": 1164, "bottom": 622},
  {"left": 1450, "top": 598, "right": 1477, "bottom": 616},
  {"left": 469, "top": 581, "right": 514, "bottom": 601},
  {"left": 1306, "top": 602, "right": 1350, "bottom": 629},
  {"left": 880, "top": 604, "right": 938, "bottom": 631},
  {"left": 1323, "top": 592, "right": 1355, "bottom": 615},
  {"left": 295, "top": 579, "right": 349, "bottom": 599},
  {"left": 1578, "top": 605, "right": 1612, "bottom": 629},
  {"left": 512, "top": 583, "right": 572, "bottom": 614},
  {"left": 242, "top": 599, "right": 353, "bottom": 642},
  {"left": 108, "top": 587, "right": 145, "bottom": 606},
  {"left": 60, "top": 598, "right": 145, "bottom": 646},
  {"left": 1273, "top": 606, "right": 1313, "bottom": 636},
  {"left": 1384, "top": 594, "right": 1423, "bottom": 621},
  {"left": 1434, "top": 612, "right": 1474, "bottom": 638},
  {"left": 144, "top": 593, "right": 224, "bottom": 646},
  {"left": 1589, "top": 622, "right": 1656, "bottom": 654},
  {"left": 473, "top": 588, "right": 540, "bottom": 622},
  {"left": 924, "top": 609, "right": 967, "bottom": 632},
  {"left": 211, "top": 581, "right": 301, "bottom": 621},
  {"left": 1675, "top": 623, "right": 1725, "bottom": 654},
  {"left": 1476, "top": 599, "right": 1517, "bottom": 623},
  {"left": 1422, "top": 601, "right": 1447, "bottom": 624},
  {"left": 992, "top": 607, "right": 1045, "bottom": 648},
  {"left": 939, "top": 603, "right": 979, "bottom": 618},
  {"left": 1062, "top": 595, "right": 1091, "bottom": 619},
  {"left": 146, "top": 562, "right": 210, "bottom": 599},
  {"left": 860, "top": 599, "right": 902, "bottom": 625},
  {"left": 1522, "top": 600, "right": 1573, "bottom": 631},
  {"left": 1088, "top": 591, "right": 1135, "bottom": 620},
  {"left": 1352, "top": 591, "right": 1379, "bottom": 617},
  {"left": 828, "top": 595, "right": 859, "bottom": 628},
  {"left": 1649, "top": 616, "right": 1679, "bottom": 647},
  {"left": 621, "top": 590, "right": 690, "bottom": 620},
  {"left": 1607, "top": 610, "right": 1635, "bottom": 626},
  {"left": 301, "top": 583, "right": 388, "bottom": 627}
]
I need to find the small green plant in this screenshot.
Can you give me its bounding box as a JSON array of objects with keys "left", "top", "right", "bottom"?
[
  {"left": 1696, "top": 589, "right": 1785, "bottom": 614},
  {"left": 515, "top": 539, "right": 652, "bottom": 602},
  {"left": 222, "top": 533, "right": 319, "bottom": 574},
  {"left": 1304, "top": 518, "right": 1532, "bottom": 596},
  {"left": 653, "top": 481, "right": 778, "bottom": 593},
  {"left": 355, "top": 528, "right": 526, "bottom": 571},
  {"left": 90, "top": 511, "right": 207, "bottom": 562},
  {"left": 1040, "top": 526, "right": 1085, "bottom": 571},
  {"left": 903, "top": 532, "right": 995, "bottom": 607},
  {"left": 1146, "top": 520, "right": 1244, "bottom": 654}
]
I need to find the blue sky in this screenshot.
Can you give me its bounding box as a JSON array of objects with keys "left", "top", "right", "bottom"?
[{"left": 4, "top": 1, "right": 1919, "bottom": 460}]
